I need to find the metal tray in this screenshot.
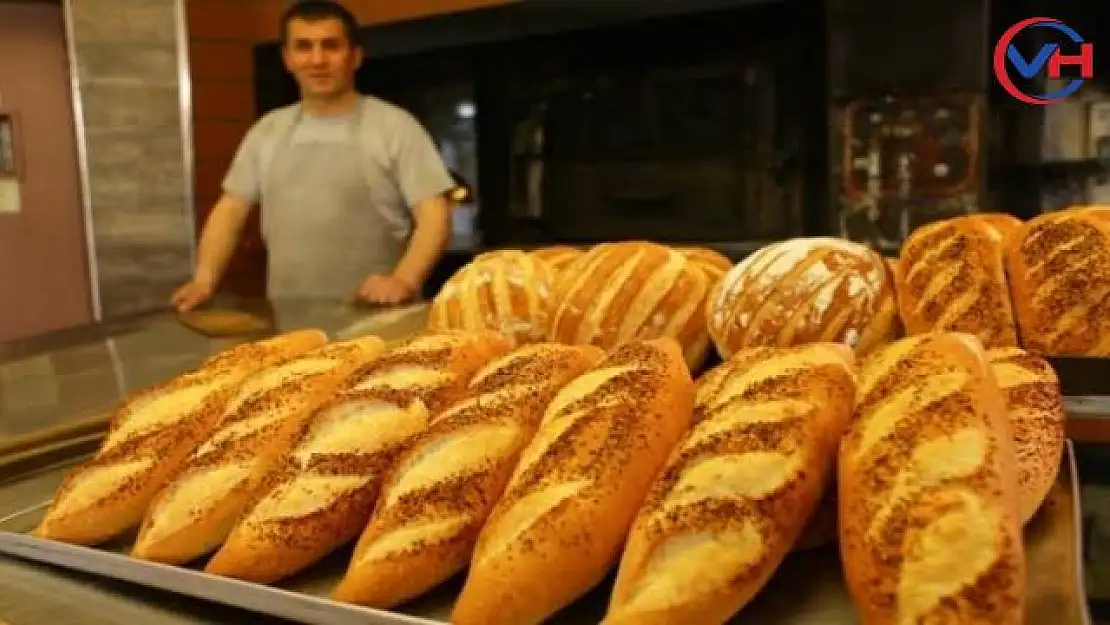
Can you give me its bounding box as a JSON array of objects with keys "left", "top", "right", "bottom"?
[{"left": 0, "top": 442, "right": 1092, "bottom": 625}]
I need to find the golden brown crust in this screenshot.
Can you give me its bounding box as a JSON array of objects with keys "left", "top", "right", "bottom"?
[
  {"left": 331, "top": 343, "right": 604, "bottom": 608},
  {"left": 675, "top": 246, "right": 733, "bottom": 283},
  {"left": 895, "top": 214, "right": 1020, "bottom": 348},
  {"left": 839, "top": 333, "right": 1025, "bottom": 625},
  {"left": 1006, "top": 207, "right": 1110, "bottom": 355},
  {"left": 130, "top": 336, "right": 387, "bottom": 565},
  {"left": 985, "top": 347, "right": 1066, "bottom": 524},
  {"left": 203, "top": 331, "right": 511, "bottom": 584},
  {"left": 707, "top": 237, "right": 897, "bottom": 358},
  {"left": 451, "top": 338, "right": 695, "bottom": 625},
  {"left": 32, "top": 330, "right": 329, "bottom": 546},
  {"left": 603, "top": 343, "right": 856, "bottom": 625},
  {"left": 529, "top": 245, "right": 583, "bottom": 274},
  {"left": 428, "top": 250, "right": 555, "bottom": 347},
  {"left": 547, "top": 241, "right": 712, "bottom": 370}
]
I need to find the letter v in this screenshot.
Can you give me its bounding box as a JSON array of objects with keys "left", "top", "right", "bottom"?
[{"left": 1007, "top": 44, "right": 1058, "bottom": 79}]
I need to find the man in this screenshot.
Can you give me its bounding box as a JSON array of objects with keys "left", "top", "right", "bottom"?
[{"left": 172, "top": 0, "right": 454, "bottom": 311}]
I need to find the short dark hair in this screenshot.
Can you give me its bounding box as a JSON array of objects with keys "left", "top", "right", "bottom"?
[{"left": 280, "top": 1, "right": 360, "bottom": 46}]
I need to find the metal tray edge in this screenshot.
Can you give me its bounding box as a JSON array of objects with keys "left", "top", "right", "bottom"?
[
  {"left": 1064, "top": 439, "right": 1095, "bottom": 625},
  {"left": 0, "top": 517, "right": 442, "bottom": 625}
]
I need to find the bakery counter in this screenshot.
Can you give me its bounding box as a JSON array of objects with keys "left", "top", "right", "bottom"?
[{"left": 0, "top": 297, "right": 430, "bottom": 452}]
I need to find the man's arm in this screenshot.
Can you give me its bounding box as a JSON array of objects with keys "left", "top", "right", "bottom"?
[
  {"left": 391, "top": 194, "right": 451, "bottom": 292},
  {"left": 363, "top": 109, "right": 456, "bottom": 301},
  {"left": 172, "top": 119, "right": 266, "bottom": 311},
  {"left": 193, "top": 194, "right": 253, "bottom": 287}
]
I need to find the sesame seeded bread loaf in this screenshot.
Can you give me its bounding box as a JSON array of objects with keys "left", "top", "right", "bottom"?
[
  {"left": 427, "top": 250, "right": 555, "bottom": 347},
  {"left": 675, "top": 246, "right": 733, "bottom": 283},
  {"left": 528, "top": 245, "right": 583, "bottom": 274},
  {"left": 331, "top": 343, "right": 605, "bottom": 608},
  {"left": 130, "top": 335, "right": 387, "bottom": 564},
  {"left": 547, "top": 241, "right": 712, "bottom": 370},
  {"left": 1006, "top": 206, "right": 1110, "bottom": 355},
  {"left": 986, "top": 347, "right": 1066, "bottom": 524},
  {"left": 451, "top": 338, "right": 695, "bottom": 625},
  {"left": 203, "top": 331, "right": 511, "bottom": 584},
  {"left": 603, "top": 343, "right": 857, "bottom": 625},
  {"left": 894, "top": 214, "right": 1022, "bottom": 348},
  {"left": 707, "top": 237, "right": 897, "bottom": 358},
  {"left": 839, "top": 333, "right": 1025, "bottom": 625},
  {"left": 32, "top": 329, "right": 328, "bottom": 546}
]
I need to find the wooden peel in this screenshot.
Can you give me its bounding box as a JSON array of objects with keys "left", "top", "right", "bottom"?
[{"left": 175, "top": 309, "right": 272, "bottom": 337}]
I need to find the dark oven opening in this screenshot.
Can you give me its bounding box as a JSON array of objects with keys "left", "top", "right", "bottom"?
[{"left": 505, "top": 4, "right": 823, "bottom": 245}]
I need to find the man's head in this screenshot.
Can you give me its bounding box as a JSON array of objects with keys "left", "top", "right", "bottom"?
[{"left": 280, "top": 1, "right": 362, "bottom": 101}]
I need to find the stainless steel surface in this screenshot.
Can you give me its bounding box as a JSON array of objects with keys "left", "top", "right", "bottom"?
[
  {"left": 173, "top": 0, "right": 198, "bottom": 271},
  {"left": 0, "top": 442, "right": 1090, "bottom": 625},
  {"left": 61, "top": 0, "right": 102, "bottom": 321},
  {"left": 0, "top": 298, "right": 429, "bottom": 443}
]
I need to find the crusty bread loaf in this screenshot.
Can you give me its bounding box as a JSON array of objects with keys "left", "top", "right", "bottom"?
[
  {"left": 839, "top": 333, "right": 1025, "bottom": 625},
  {"left": 986, "top": 347, "right": 1066, "bottom": 524},
  {"left": 203, "top": 331, "right": 511, "bottom": 584},
  {"left": 707, "top": 237, "right": 897, "bottom": 358},
  {"left": 547, "top": 241, "right": 712, "bottom": 370},
  {"left": 1006, "top": 206, "right": 1110, "bottom": 355},
  {"left": 696, "top": 361, "right": 839, "bottom": 553},
  {"left": 451, "top": 338, "right": 695, "bottom": 625},
  {"left": 428, "top": 250, "right": 555, "bottom": 347},
  {"left": 130, "top": 336, "right": 387, "bottom": 564},
  {"left": 529, "top": 245, "right": 583, "bottom": 274},
  {"left": 32, "top": 329, "right": 328, "bottom": 546},
  {"left": 603, "top": 343, "right": 857, "bottom": 625},
  {"left": 894, "top": 214, "right": 1021, "bottom": 348},
  {"left": 331, "top": 343, "right": 605, "bottom": 608},
  {"left": 675, "top": 246, "right": 733, "bottom": 283},
  {"left": 969, "top": 212, "right": 1023, "bottom": 241}
]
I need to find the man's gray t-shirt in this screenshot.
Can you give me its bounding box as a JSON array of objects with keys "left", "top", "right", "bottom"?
[{"left": 218, "top": 95, "right": 454, "bottom": 298}]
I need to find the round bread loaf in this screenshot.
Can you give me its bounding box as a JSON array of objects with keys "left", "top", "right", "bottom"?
[
  {"left": 528, "top": 245, "right": 583, "bottom": 274},
  {"left": 707, "top": 237, "right": 897, "bottom": 357},
  {"left": 428, "top": 250, "right": 554, "bottom": 347},
  {"left": 547, "top": 241, "right": 712, "bottom": 369},
  {"left": 676, "top": 245, "right": 733, "bottom": 283}
]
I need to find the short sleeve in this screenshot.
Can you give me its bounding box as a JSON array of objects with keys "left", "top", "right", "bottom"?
[
  {"left": 221, "top": 121, "right": 267, "bottom": 206},
  {"left": 392, "top": 113, "right": 455, "bottom": 210}
]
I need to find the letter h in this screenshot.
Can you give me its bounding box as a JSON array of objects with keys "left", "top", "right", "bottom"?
[{"left": 1049, "top": 43, "right": 1095, "bottom": 79}]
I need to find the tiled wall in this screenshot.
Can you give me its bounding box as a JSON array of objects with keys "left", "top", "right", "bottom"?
[{"left": 68, "top": 0, "right": 194, "bottom": 318}]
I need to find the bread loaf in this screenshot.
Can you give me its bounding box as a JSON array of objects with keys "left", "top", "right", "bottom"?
[
  {"left": 603, "top": 343, "right": 856, "bottom": 625},
  {"left": 32, "top": 330, "right": 328, "bottom": 545},
  {"left": 428, "top": 250, "right": 555, "bottom": 347},
  {"left": 1006, "top": 206, "right": 1110, "bottom": 355},
  {"left": 203, "top": 331, "right": 511, "bottom": 584},
  {"left": 894, "top": 214, "right": 1021, "bottom": 348},
  {"left": 547, "top": 241, "right": 712, "bottom": 370},
  {"left": 331, "top": 343, "right": 605, "bottom": 607},
  {"left": 676, "top": 246, "right": 733, "bottom": 283},
  {"left": 839, "top": 333, "right": 1025, "bottom": 625},
  {"left": 707, "top": 237, "right": 897, "bottom": 358},
  {"left": 529, "top": 245, "right": 583, "bottom": 274},
  {"left": 130, "top": 336, "right": 387, "bottom": 564},
  {"left": 986, "top": 347, "right": 1066, "bottom": 524},
  {"left": 451, "top": 338, "right": 694, "bottom": 625}
]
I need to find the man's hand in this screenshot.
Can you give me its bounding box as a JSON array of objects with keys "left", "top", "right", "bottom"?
[
  {"left": 356, "top": 274, "right": 417, "bottom": 305},
  {"left": 171, "top": 278, "right": 214, "bottom": 312}
]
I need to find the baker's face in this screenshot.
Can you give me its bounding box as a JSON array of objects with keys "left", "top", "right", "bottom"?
[{"left": 282, "top": 17, "right": 362, "bottom": 98}]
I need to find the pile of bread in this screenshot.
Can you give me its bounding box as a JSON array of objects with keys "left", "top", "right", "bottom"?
[
  {"left": 430, "top": 205, "right": 1110, "bottom": 358},
  {"left": 31, "top": 207, "right": 1088, "bottom": 625}
]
